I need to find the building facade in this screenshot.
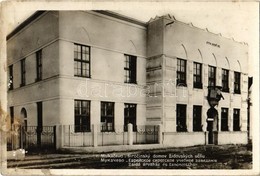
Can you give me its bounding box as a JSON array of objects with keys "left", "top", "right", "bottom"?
[{"left": 7, "top": 11, "right": 249, "bottom": 148}]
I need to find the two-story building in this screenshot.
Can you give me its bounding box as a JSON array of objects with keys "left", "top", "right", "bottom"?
[{"left": 7, "top": 11, "right": 249, "bottom": 149}]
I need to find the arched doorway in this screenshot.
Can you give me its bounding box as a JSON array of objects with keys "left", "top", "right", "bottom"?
[{"left": 20, "top": 108, "right": 28, "bottom": 148}]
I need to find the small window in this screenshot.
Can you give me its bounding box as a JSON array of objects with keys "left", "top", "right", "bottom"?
[
  {"left": 74, "top": 44, "right": 91, "bottom": 78},
  {"left": 233, "top": 109, "right": 240, "bottom": 131},
  {"left": 20, "top": 59, "right": 26, "bottom": 87},
  {"left": 74, "top": 100, "right": 91, "bottom": 132},
  {"left": 101, "top": 102, "right": 114, "bottom": 132},
  {"left": 193, "top": 106, "right": 202, "bottom": 131},
  {"left": 221, "top": 108, "right": 228, "bottom": 131},
  {"left": 36, "top": 50, "right": 42, "bottom": 81},
  {"left": 176, "top": 104, "right": 187, "bottom": 132},
  {"left": 177, "top": 58, "right": 187, "bottom": 86},
  {"left": 208, "top": 66, "right": 216, "bottom": 87},
  {"left": 193, "top": 62, "right": 202, "bottom": 88},
  {"left": 222, "top": 69, "right": 229, "bottom": 92},
  {"left": 124, "top": 55, "right": 136, "bottom": 84},
  {"left": 8, "top": 65, "right": 13, "bottom": 90},
  {"left": 124, "top": 104, "right": 137, "bottom": 131},
  {"left": 234, "top": 72, "right": 241, "bottom": 94}
]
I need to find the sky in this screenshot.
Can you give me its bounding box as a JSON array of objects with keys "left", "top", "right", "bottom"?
[{"left": 3, "top": 1, "right": 259, "bottom": 77}]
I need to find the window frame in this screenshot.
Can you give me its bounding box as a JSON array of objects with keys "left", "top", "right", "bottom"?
[
  {"left": 36, "top": 50, "right": 42, "bottom": 81},
  {"left": 8, "top": 65, "right": 13, "bottom": 90},
  {"left": 74, "top": 100, "right": 91, "bottom": 133},
  {"left": 101, "top": 101, "right": 115, "bottom": 132},
  {"left": 208, "top": 65, "right": 216, "bottom": 87},
  {"left": 221, "top": 108, "right": 229, "bottom": 131},
  {"left": 74, "top": 43, "right": 91, "bottom": 78},
  {"left": 176, "top": 104, "right": 187, "bottom": 132},
  {"left": 20, "top": 58, "right": 26, "bottom": 87},
  {"left": 193, "top": 105, "right": 202, "bottom": 131},
  {"left": 234, "top": 72, "right": 241, "bottom": 94},
  {"left": 124, "top": 103, "right": 137, "bottom": 131},
  {"left": 233, "top": 109, "right": 240, "bottom": 131},
  {"left": 193, "top": 62, "right": 202, "bottom": 89},
  {"left": 124, "top": 54, "right": 137, "bottom": 84},
  {"left": 222, "top": 69, "right": 229, "bottom": 92},
  {"left": 176, "top": 58, "right": 187, "bottom": 86}
]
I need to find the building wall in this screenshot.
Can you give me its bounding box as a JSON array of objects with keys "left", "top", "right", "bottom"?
[
  {"left": 147, "top": 16, "right": 249, "bottom": 134},
  {"left": 7, "top": 11, "right": 60, "bottom": 126},
  {"left": 57, "top": 11, "right": 147, "bottom": 128}
]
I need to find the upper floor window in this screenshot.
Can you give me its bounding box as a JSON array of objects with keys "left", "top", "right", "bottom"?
[
  {"left": 176, "top": 104, "right": 187, "bottom": 132},
  {"left": 101, "top": 102, "right": 114, "bottom": 132},
  {"left": 124, "top": 55, "right": 136, "bottom": 84},
  {"left": 124, "top": 103, "right": 137, "bottom": 131},
  {"left": 20, "top": 59, "right": 26, "bottom": 87},
  {"left": 36, "top": 50, "right": 42, "bottom": 81},
  {"left": 221, "top": 108, "right": 228, "bottom": 131},
  {"left": 208, "top": 66, "right": 216, "bottom": 87},
  {"left": 177, "top": 58, "right": 187, "bottom": 86},
  {"left": 74, "top": 44, "right": 90, "bottom": 78},
  {"left": 193, "top": 62, "right": 202, "bottom": 88},
  {"left": 8, "top": 65, "right": 13, "bottom": 90},
  {"left": 222, "top": 69, "right": 229, "bottom": 92},
  {"left": 233, "top": 109, "right": 240, "bottom": 131},
  {"left": 234, "top": 72, "right": 241, "bottom": 94},
  {"left": 74, "top": 100, "right": 91, "bottom": 132}
]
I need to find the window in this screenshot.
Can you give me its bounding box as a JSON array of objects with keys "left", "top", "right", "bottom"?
[
  {"left": 124, "top": 104, "right": 136, "bottom": 131},
  {"left": 74, "top": 100, "right": 90, "bottom": 132},
  {"left": 74, "top": 44, "right": 90, "bottom": 78},
  {"left": 8, "top": 65, "right": 13, "bottom": 90},
  {"left": 221, "top": 108, "right": 228, "bottom": 131},
  {"left": 20, "top": 59, "right": 26, "bottom": 87},
  {"left": 222, "top": 69, "right": 229, "bottom": 92},
  {"left": 177, "top": 58, "right": 187, "bottom": 86},
  {"left": 208, "top": 66, "right": 216, "bottom": 87},
  {"left": 124, "top": 55, "right": 136, "bottom": 83},
  {"left": 101, "top": 102, "right": 114, "bottom": 132},
  {"left": 176, "top": 104, "right": 187, "bottom": 132},
  {"left": 36, "top": 50, "right": 42, "bottom": 81},
  {"left": 193, "top": 106, "right": 202, "bottom": 131},
  {"left": 193, "top": 62, "right": 202, "bottom": 88},
  {"left": 233, "top": 109, "right": 240, "bottom": 131},
  {"left": 234, "top": 72, "right": 241, "bottom": 94}
]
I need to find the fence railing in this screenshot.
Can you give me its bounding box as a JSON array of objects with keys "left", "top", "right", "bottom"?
[{"left": 62, "top": 124, "right": 160, "bottom": 147}]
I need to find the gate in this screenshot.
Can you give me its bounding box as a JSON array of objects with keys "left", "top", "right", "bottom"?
[
  {"left": 21, "top": 126, "right": 56, "bottom": 151},
  {"left": 6, "top": 125, "right": 56, "bottom": 152}
]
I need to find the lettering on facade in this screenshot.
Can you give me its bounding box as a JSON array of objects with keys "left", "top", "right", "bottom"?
[{"left": 206, "top": 41, "right": 220, "bottom": 48}]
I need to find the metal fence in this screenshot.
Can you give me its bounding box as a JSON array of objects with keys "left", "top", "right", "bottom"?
[
  {"left": 98, "top": 125, "right": 127, "bottom": 146},
  {"left": 7, "top": 125, "right": 56, "bottom": 151},
  {"left": 134, "top": 125, "right": 159, "bottom": 144},
  {"left": 64, "top": 125, "right": 93, "bottom": 147}
]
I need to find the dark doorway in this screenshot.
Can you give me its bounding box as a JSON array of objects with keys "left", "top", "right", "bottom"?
[{"left": 37, "top": 102, "right": 43, "bottom": 147}]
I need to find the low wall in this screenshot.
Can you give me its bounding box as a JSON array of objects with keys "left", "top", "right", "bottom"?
[
  {"left": 163, "top": 132, "right": 206, "bottom": 147},
  {"left": 217, "top": 131, "right": 247, "bottom": 145}
]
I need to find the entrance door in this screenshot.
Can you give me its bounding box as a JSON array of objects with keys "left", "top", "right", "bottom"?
[{"left": 37, "top": 102, "right": 42, "bottom": 147}]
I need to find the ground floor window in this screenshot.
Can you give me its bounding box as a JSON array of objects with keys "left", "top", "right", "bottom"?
[
  {"left": 193, "top": 106, "right": 202, "bottom": 131},
  {"left": 176, "top": 104, "right": 187, "bottom": 132},
  {"left": 221, "top": 108, "right": 228, "bottom": 131},
  {"left": 101, "top": 102, "right": 114, "bottom": 132},
  {"left": 233, "top": 109, "right": 240, "bottom": 131},
  {"left": 74, "top": 100, "right": 90, "bottom": 132},
  {"left": 124, "top": 103, "right": 136, "bottom": 131}
]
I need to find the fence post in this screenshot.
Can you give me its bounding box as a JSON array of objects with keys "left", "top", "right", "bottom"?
[
  {"left": 55, "top": 124, "right": 62, "bottom": 149},
  {"left": 93, "top": 124, "right": 98, "bottom": 147},
  {"left": 127, "top": 123, "right": 133, "bottom": 145},
  {"left": 158, "top": 124, "right": 163, "bottom": 144}
]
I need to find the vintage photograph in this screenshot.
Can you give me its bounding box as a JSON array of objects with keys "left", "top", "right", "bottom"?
[{"left": 0, "top": 1, "right": 259, "bottom": 176}]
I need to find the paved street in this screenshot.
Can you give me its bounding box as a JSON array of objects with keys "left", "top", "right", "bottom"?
[{"left": 7, "top": 144, "right": 252, "bottom": 169}]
